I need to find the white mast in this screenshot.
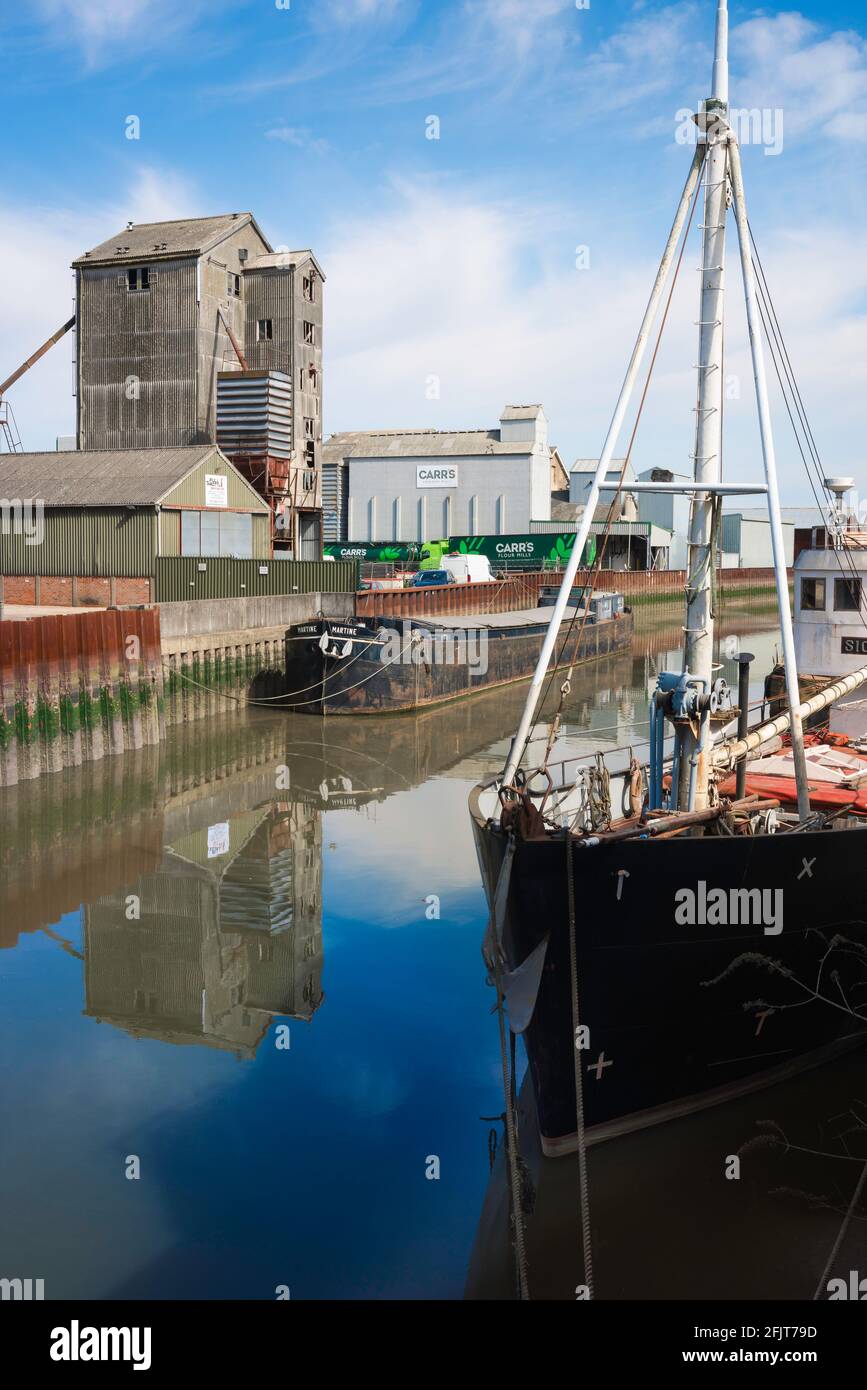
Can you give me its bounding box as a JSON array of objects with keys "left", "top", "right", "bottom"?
[
  {"left": 500, "top": 145, "right": 706, "bottom": 789},
  {"left": 677, "top": 0, "right": 729, "bottom": 810}
]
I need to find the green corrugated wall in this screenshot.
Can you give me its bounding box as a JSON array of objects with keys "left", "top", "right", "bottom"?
[
  {"left": 0, "top": 508, "right": 157, "bottom": 577},
  {"left": 252, "top": 514, "right": 270, "bottom": 557},
  {"left": 153, "top": 557, "right": 359, "bottom": 601},
  {"left": 159, "top": 509, "right": 182, "bottom": 556}
]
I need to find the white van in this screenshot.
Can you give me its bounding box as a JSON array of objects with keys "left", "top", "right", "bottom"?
[{"left": 441, "top": 553, "right": 494, "bottom": 584}]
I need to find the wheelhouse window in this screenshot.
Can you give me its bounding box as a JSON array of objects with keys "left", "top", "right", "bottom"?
[
  {"left": 835, "top": 577, "right": 862, "bottom": 612},
  {"left": 127, "top": 266, "right": 150, "bottom": 292},
  {"left": 800, "top": 577, "right": 826, "bottom": 611}
]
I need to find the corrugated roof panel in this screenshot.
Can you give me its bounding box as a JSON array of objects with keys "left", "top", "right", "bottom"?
[
  {"left": 73, "top": 213, "right": 268, "bottom": 266},
  {"left": 0, "top": 446, "right": 219, "bottom": 506},
  {"left": 323, "top": 428, "right": 525, "bottom": 462}
]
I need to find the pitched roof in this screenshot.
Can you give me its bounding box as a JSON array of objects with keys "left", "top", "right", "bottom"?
[
  {"left": 72, "top": 213, "right": 271, "bottom": 267},
  {"left": 571, "top": 458, "right": 629, "bottom": 474},
  {"left": 0, "top": 445, "right": 265, "bottom": 507},
  {"left": 323, "top": 428, "right": 542, "bottom": 463},
  {"left": 500, "top": 404, "right": 545, "bottom": 420},
  {"left": 246, "top": 249, "right": 326, "bottom": 280}
]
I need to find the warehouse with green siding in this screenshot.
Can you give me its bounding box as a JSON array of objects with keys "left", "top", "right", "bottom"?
[{"left": 0, "top": 445, "right": 271, "bottom": 606}]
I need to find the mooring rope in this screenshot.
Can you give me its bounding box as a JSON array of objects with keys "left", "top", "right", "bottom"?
[{"left": 160, "top": 632, "right": 418, "bottom": 710}]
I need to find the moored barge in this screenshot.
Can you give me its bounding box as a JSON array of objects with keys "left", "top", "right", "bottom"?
[{"left": 284, "top": 590, "right": 632, "bottom": 715}]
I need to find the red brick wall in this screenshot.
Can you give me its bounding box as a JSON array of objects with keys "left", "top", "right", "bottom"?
[
  {"left": 115, "top": 579, "right": 151, "bottom": 604},
  {"left": 2, "top": 577, "right": 37, "bottom": 604},
  {"left": 0, "top": 576, "right": 151, "bottom": 607}
]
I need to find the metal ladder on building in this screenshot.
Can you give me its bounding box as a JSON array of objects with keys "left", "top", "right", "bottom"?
[{"left": 0, "top": 397, "right": 24, "bottom": 453}]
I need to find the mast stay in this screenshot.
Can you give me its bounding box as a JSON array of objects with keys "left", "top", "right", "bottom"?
[{"left": 502, "top": 0, "right": 814, "bottom": 824}]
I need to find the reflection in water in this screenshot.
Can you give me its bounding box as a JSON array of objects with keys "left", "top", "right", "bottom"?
[
  {"left": 467, "top": 1041, "right": 867, "bottom": 1301},
  {"left": 1, "top": 602, "right": 825, "bottom": 1300},
  {"left": 83, "top": 803, "right": 324, "bottom": 1057}
]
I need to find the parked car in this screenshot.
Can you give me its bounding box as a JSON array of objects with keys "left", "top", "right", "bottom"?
[{"left": 406, "top": 569, "right": 451, "bottom": 588}]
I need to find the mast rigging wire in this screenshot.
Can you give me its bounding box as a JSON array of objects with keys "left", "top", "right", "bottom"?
[{"left": 526, "top": 152, "right": 706, "bottom": 776}]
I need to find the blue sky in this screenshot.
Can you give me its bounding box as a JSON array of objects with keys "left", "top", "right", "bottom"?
[{"left": 2, "top": 0, "right": 866, "bottom": 499}]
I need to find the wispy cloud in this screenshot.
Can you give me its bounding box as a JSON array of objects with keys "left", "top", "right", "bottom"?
[
  {"left": 318, "top": 0, "right": 408, "bottom": 24},
  {"left": 31, "top": 0, "right": 215, "bottom": 66},
  {"left": 732, "top": 11, "right": 867, "bottom": 143},
  {"left": 266, "top": 125, "right": 330, "bottom": 155}
]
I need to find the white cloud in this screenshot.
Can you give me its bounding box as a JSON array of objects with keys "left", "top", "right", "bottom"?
[
  {"left": 309, "top": 0, "right": 409, "bottom": 31},
  {"left": 32, "top": 0, "right": 212, "bottom": 65},
  {"left": 321, "top": 175, "right": 867, "bottom": 495},
  {"left": 266, "top": 126, "right": 330, "bottom": 155},
  {"left": 0, "top": 166, "right": 196, "bottom": 451},
  {"left": 732, "top": 12, "right": 867, "bottom": 144},
  {"left": 462, "top": 0, "right": 571, "bottom": 64}
]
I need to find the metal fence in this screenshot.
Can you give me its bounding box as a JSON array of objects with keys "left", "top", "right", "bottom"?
[{"left": 153, "top": 556, "right": 359, "bottom": 602}]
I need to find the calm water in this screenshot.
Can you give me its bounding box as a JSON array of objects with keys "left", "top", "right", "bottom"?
[{"left": 1, "top": 604, "right": 816, "bottom": 1301}]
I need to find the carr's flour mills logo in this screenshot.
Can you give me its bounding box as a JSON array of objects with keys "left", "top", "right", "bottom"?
[{"left": 416, "top": 465, "right": 458, "bottom": 488}]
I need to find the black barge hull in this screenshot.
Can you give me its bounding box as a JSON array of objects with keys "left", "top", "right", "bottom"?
[
  {"left": 470, "top": 801, "right": 867, "bottom": 1154},
  {"left": 284, "top": 609, "right": 633, "bottom": 715}
]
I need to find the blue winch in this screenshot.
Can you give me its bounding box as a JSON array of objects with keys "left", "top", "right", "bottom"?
[{"left": 648, "top": 670, "right": 734, "bottom": 811}]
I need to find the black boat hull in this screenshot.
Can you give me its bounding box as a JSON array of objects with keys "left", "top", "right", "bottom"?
[
  {"left": 471, "top": 802, "right": 867, "bottom": 1154},
  {"left": 284, "top": 610, "right": 634, "bottom": 715}
]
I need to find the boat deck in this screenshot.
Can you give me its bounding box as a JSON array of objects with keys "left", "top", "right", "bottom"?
[{"left": 414, "top": 605, "right": 581, "bottom": 630}]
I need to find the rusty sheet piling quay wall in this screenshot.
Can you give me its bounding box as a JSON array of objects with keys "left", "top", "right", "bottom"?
[
  {"left": 159, "top": 591, "right": 355, "bottom": 727},
  {"left": 356, "top": 568, "right": 784, "bottom": 620},
  {"left": 0, "top": 608, "right": 163, "bottom": 788},
  {"left": 355, "top": 567, "right": 785, "bottom": 620},
  {"left": 0, "top": 593, "right": 356, "bottom": 787}
]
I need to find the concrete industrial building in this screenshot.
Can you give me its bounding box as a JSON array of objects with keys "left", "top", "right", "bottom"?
[
  {"left": 323, "top": 405, "right": 556, "bottom": 543},
  {"left": 626, "top": 470, "right": 796, "bottom": 569},
  {"left": 72, "top": 214, "right": 324, "bottom": 558},
  {"left": 0, "top": 445, "right": 270, "bottom": 606},
  {"left": 569, "top": 459, "right": 638, "bottom": 521}
]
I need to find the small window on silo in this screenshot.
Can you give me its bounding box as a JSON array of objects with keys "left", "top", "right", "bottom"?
[
  {"left": 303, "top": 321, "right": 315, "bottom": 345},
  {"left": 304, "top": 417, "right": 315, "bottom": 439},
  {"left": 127, "top": 267, "right": 150, "bottom": 292},
  {"left": 227, "top": 272, "right": 241, "bottom": 297},
  {"left": 257, "top": 319, "right": 273, "bottom": 341},
  {"left": 303, "top": 275, "right": 315, "bottom": 303}
]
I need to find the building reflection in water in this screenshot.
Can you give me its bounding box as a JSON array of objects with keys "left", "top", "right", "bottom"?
[{"left": 83, "top": 802, "right": 324, "bottom": 1058}]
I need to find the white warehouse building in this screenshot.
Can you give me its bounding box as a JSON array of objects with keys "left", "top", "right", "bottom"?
[{"left": 323, "top": 406, "right": 556, "bottom": 542}]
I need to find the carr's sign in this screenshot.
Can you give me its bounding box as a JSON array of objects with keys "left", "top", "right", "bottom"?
[
  {"left": 417, "top": 465, "right": 458, "bottom": 489},
  {"left": 205, "top": 473, "right": 228, "bottom": 508}
]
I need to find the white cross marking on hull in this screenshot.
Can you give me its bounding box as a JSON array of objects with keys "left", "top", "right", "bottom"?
[{"left": 588, "top": 1052, "right": 613, "bottom": 1080}]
